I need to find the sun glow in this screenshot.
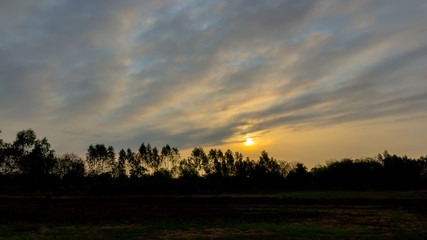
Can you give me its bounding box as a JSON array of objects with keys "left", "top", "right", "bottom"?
[{"left": 244, "top": 137, "right": 254, "bottom": 146}]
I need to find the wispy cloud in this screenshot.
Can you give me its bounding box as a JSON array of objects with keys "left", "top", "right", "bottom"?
[{"left": 1, "top": 0, "right": 426, "bottom": 155}]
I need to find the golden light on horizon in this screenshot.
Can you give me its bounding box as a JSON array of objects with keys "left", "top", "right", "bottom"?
[{"left": 244, "top": 137, "right": 254, "bottom": 146}]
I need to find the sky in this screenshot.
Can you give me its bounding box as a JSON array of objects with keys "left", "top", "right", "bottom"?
[{"left": 1, "top": 0, "right": 427, "bottom": 167}]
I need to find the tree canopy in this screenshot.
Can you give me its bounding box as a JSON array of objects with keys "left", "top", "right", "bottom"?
[{"left": 0, "top": 129, "right": 426, "bottom": 193}]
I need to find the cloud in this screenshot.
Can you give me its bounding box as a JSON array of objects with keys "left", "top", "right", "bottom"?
[{"left": 1, "top": 0, "right": 426, "bottom": 154}]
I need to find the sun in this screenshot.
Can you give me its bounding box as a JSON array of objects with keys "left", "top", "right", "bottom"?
[{"left": 244, "top": 137, "right": 254, "bottom": 146}]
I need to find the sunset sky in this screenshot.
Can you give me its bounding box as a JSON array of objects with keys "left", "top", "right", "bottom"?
[{"left": 1, "top": 0, "right": 427, "bottom": 167}]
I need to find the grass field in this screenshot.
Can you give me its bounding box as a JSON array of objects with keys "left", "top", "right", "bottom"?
[{"left": 0, "top": 190, "right": 426, "bottom": 239}]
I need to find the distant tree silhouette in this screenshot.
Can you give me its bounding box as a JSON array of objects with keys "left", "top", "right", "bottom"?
[
  {"left": 179, "top": 147, "right": 206, "bottom": 178},
  {"left": 13, "top": 129, "right": 56, "bottom": 178},
  {"left": 0, "top": 130, "right": 3, "bottom": 155},
  {"left": 287, "top": 163, "right": 310, "bottom": 183},
  {"left": 130, "top": 148, "right": 146, "bottom": 178},
  {"left": 0, "top": 141, "right": 17, "bottom": 175},
  {"left": 0, "top": 131, "right": 12, "bottom": 175},
  {"left": 54, "top": 153, "right": 85, "bottom": 179},
  {"left": 86, "top": 144, "right": 115, "bottom": 175},
  {"left": 223, "top": 149, "right": 235, "bottom": 177},
  {"left": 139, "top": 143, "right": 161, "bottom": 173},
  {"left": 206, "top": 149, "right": 222, "bottom": 176},
  {"left": 2, "top": 129, "right": 427, "bottom": 193},
  {"left": 235, "top": 156, "right": 256, "bottom": 180},
  {"left": 379, "top": 151, "right": 424, "bottom": 187},
  {"left": 112, "top": 149, "right": 128, "bottom": 178},
  {"left": 11, "top": 129, "right": 37, "bottom": 174},
  {"left": 0, "top": 131, "right": 4, "bottom": 173},
  {"left": 150, "top": 146, "right": 161, "bottom": 172},
  {"left": 160, "top": 144, "right": 180, "bottom": 177},
  {"left": 253, "top": 151, "right": 282, "bottom": 180},
  {"left": 420, "top": 156, "right": 427, "bottom": 185},
  {"left": 312, "top": 157, "right": 382, "bottom": 187}
]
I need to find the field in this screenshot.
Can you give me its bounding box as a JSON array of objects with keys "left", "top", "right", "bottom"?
[{"left": 0, "top": 191, "right": 426, "bottom": 239}]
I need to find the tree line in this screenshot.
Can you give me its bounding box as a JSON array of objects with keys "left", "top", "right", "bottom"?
[{"left": 1, "top": 129, "right": 426, "bottom": 193}]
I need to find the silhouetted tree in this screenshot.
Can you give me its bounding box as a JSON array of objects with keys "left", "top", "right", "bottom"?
[
  {"left": 0, "top": 131, "right": 4, "bottom": 174},
  {"left": 206, "top": 149, "right": 222, "bottom": 176},
  {"left": 179, "top": 147, "right": 206, "bottom": 178},
  {"left": 12, "top": 129, "right": 56, "bottom": 177},
  {"left": 86, "top": 144, "right": 115, "bottom": 175},
  {"left": 11, "top": 129, "right": 37, "bottom": 174},
  {"left": 255, "top": 151, "right": 281, "bottom": 176},
  {"left": 150, "top": 146, "right": 161, "bottom": 172},
  {"left": 312, "top": 158, "right": 383, "bottom": 186},
  {"left": 420, "top": 156, "right": 427, "bottom": 185},
  {"left": 0, "top": 131, "right": 3, "bottom": 160},
  {"left": 0, "top": 131, "right": 13, "bottom": 175},
  {"left": 3, "top": 128, "right": 427, "bottom": 193},
  {"left": 235, "top": 156, "right": 255, "bottom": 179},
  {"left": 129, "top": 148, "right": 146, "bottom": 178},
  {"left": 287, "top": 163, "right": 310, "bottom": 183},
  {"left": 112, "top": 149, "right": 127, "bottom": 178},
  {"left": 139, "top": 143, "right": 160, "bottom": 173},
  {"left": 160, "top": 144, "right": 180, "bottom": 177},
  {"left": 0, "top": 141, "right": 18, "bottom": 175},
  {"left": 54, "top": 153, "right": 85, "bottom": 179},
  {"left": 223, "top": 149, "right": 235, "bottom": 177},
  {"left": 380, "top": 151, "right": 423, "bottom": 186}
]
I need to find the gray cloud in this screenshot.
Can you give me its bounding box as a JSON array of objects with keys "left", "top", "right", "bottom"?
[{"left": 1, "top": 0, "right": 427, "bottom": 154}]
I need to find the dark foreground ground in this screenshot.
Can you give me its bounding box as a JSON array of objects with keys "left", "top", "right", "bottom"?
[{"left": 0, "top": 191, "right": 426, "bottom": 239}]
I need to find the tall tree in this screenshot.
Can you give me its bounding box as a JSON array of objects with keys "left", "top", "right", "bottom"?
[
  {"left": 257, "top": 151, "right": 280, "bottom": 174},
  {"left": 235, "top": 156, "right": 255, "bottom": 179},
  {"left": 112, "top": 149, "right": 128, "bottom": 178},
  {"left": 161, "top": 144, "right": 180, "bottom": 176},
  {"left": 0, "top": 130, "right": 3, "bottom": 152},
  {"left": 205, "top": 149, "right": 219, "bottom": 176},
  {"left": 129, "top": 148, "right": 146, "bottom": 178},
  {"left": 0, "top": 131, "right": 6, "bottom": 174},
  {"left": 150, "top": 147, "right": 161, "bottom": 172},
  {"left": 223, "top": 149, "right": 235, "bottom": 177},
  {"left": 86, "top": 144, "right": 115, "bottom": 175},
  {"left": 207, "top": 149, "right": 223, "bottom": 176},
  {"left": 0, "top": 131, "right": 3, "bottom": 171},
  {"left": 11, "top": 129, "right": 56, "bottom": 177},
  {"left": 55, "top": 153, "right": 85, "bottom": 179},
  {"left": 180, "top": 147, "right": 206, "bottom": 177},
  {"left": 139, "top": 143, "right": 153, "bottom": 172},
  {"left": 287, "top": 163, "right": 310, "bottom": 183}
]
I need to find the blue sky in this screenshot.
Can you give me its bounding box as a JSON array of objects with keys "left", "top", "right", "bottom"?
[{"left": 1, "top": 0, "right": 427, "bottom": 166}]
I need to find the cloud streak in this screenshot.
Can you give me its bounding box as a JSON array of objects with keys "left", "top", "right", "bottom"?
[{"left": 1, "top": 0, "right": 427, "bottom": 156}]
